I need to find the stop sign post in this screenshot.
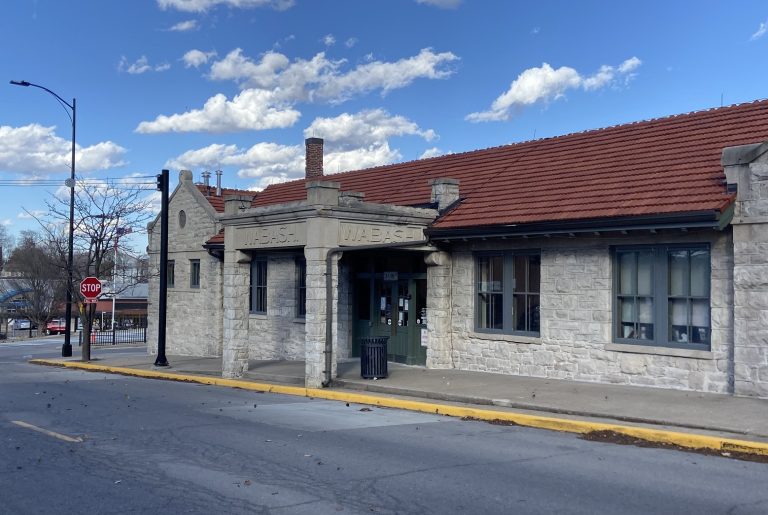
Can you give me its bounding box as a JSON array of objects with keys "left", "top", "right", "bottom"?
[{"left": 80, "top": 277, "right": 102, "bottom": 303}]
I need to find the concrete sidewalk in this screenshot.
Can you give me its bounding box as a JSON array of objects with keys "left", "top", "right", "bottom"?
[{"left": 38, "top": 352, "right": 768, "bottom": 443}]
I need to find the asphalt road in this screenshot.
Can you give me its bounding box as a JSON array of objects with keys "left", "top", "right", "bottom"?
[{"left": 2, "top": 339, "right": 768, "bottom": 515}]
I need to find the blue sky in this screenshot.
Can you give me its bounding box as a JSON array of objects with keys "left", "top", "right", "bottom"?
[{"left": 1, "top": 0, "right": 767, "bottom": 252}]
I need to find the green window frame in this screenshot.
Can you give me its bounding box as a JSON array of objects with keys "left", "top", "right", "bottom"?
[
  {"left": 189, "top": 259, "right": 200, "bottom": 289},
  {"left": 296, "top": 257, "right": 306, "bottom": 318},
  {"left": 613, "top": 244, "right": 711, "bottom": 350},
  {"left": 250, "top": 258, "right": 267, "bottom": 314},
  {"left": 475, "top": 251, "right": 540, "bottom": 336}
]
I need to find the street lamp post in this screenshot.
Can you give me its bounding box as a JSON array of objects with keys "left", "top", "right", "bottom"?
[{"left": 10, "top": 80, "right": 76, "bottom": 357}]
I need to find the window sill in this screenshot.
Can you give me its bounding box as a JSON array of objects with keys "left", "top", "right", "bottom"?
[
  {"left": 249, "top": 313, "right": 268, "bottom": 320},
  {"left": 606, "top": 343, "right": 714, "bottom": 359},
  {"left": 293, "top": 317, "right": 306, "bottom": 324},
  {"left": 470, "top": 331, "right": 541, "bottom": 345}
]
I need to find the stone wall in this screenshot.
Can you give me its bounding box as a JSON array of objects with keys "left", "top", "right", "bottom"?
[
  {"left": 434, "top": 231, "right": 734, "bottom": 394},
  {"left": 147, "top": 173, "right": 223, "bottom": 358},
  {"left": 246, "top": 255, "right": 306, "bottom": 360},
  {"left": 725, "top": 143, "right": 768, "bottom": 397}
]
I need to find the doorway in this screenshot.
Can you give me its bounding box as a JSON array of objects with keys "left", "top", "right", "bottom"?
[{"left": 351, "top": 255, "right": 427, "bottom": 365}]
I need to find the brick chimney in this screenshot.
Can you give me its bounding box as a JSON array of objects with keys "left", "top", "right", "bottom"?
[{"left": 305, "top": 137, "right": 324, "bottom": 179}]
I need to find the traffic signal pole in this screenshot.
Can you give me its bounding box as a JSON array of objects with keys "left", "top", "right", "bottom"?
[{"left": 155, "top": 169, "right": 170, "bottom": 367}]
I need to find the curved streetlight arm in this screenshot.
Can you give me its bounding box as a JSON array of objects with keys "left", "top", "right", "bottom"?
[{"left": 10, "top": 80, "right": 74, "bottom": 125}]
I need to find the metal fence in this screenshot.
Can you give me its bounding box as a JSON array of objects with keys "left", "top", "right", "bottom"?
[{"left": 79, "top": 315, "right": 147, "bottom": 346}]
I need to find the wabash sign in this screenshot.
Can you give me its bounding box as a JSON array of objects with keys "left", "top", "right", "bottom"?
[{"left": 80, "top": 277, "right": 102, "bottom": 301}]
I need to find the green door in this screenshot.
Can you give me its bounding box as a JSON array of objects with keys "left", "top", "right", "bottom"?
[{"left": 353, "top": 272, "right": 427, "bottom": 365}]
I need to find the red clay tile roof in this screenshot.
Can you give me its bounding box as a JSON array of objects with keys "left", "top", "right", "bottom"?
[
  {"left": 252, "top": 100, "right": 768, "bottom": 230},
  {"left": 195, "top": 185, "right": 255, "bottom": 213},
  {"left": 205, "top": 229, "right": 225, "bottom": 246}
]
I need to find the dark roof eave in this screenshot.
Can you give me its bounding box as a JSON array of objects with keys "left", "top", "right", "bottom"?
[{"left": 426, "top": 208, "right": 733, "bottom": 240}]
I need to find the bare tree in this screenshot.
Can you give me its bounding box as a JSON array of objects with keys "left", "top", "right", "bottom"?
[
  {"left": 38, "top": 178, "right": 153, "bottom": 360},
  {"left": 0, "top": 225, "right": 14, "bottom": 273},
  {"left": 4, "top": 231, "right": 65, "bottom": 335}
]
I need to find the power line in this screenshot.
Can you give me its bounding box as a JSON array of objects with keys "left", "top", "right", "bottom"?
[{"left": 0, "top": 176, "right": 157, "bottom": 188}]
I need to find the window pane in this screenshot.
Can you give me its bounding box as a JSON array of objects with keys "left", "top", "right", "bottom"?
[
  {"left": 691, "top": 299, "right": 709, "bottom": 343},
  {"left": 668, "top": 250, "right": 688, "bottom": 296},
  {"left": 620, "top": 297, "right": 634, "bottom": 322},
  {"left": 478, "top": 255, "right": 503, "bottom": 292},
  {"left": 638, "top": 297, "right": 653, "bottom": 324},
  {"left": 478, "top": 293, "right": 503, "bottom": 330},
  {"left": 618, "top": 297, "right": 635, "bottom": 338},
  {"left": 529, "top": 294, "right": 540, "bottom": 332},
  {"left": 637, "top": 252, "right": 653, "bottom": 296},
  {"left": 618, "top": 252, "right": 635, "bottom": 295},
  {"left": 514, "top": 255, "right": 527, "bottom": 293},
  {"left": 668, "top": 298, "right": 689, "bottom": 343},
  {"left": 513, "top": 294, "right": 525, "bottom": 331},
  {"left": 690, "top": 250, "right": 710, "bottom": 297},
  {"left": 528, "top": 255, "right": 541, "bottom": 294},
  {"left": 512, "top": 293, "right": 540, "bottom": 332}
]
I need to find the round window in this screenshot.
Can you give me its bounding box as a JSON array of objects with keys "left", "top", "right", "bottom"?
[{"left": 178, "top": 210, "right": 187, "bottom": 228}]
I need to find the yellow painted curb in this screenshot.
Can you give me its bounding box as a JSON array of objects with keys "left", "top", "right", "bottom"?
[{"left": 31, "top": 358, "right": 768, "bottom": 457}]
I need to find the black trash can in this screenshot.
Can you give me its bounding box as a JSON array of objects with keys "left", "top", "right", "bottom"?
[{"left": 360, "top": 336, "right": 388, "bottom": 379}]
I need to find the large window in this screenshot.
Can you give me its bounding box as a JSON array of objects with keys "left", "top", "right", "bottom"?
[
  {"left": 476, "top": 252, "right": 540, "bottom": 335},
  {"left": 614, "top": 245, "right": 710, "bottom": 350},
  {"left": 250, "top": 258, "right": 267, "bottom": 314},
  {"left": 167, "top": 260, "right": 175, "bottom": 288},
  {"left": 296, "top": 257, "right": 306, "bottom": 318},
  {"left": 189, "top": 259, "right": 200, "bottom": 288}
]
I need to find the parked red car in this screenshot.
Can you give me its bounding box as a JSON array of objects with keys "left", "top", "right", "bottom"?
[{"left": 46, "top": 319, "right": 67, "bottom": 335}]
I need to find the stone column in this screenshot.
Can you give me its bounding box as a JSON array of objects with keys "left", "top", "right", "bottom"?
[
  {"left": 222, "top": 249, "right": 251, "bottom": 378},
  {"left": 303, "top": 181, "right": 341, "bottom": 388},
  {"left": 425, "top": 251, "right": 453, "bottom": 368},
  {"left": 723, "top": 142, "right": 768, "bottom": 397}
]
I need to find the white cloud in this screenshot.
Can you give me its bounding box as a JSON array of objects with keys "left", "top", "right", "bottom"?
[
  {"left": 618, "top": 56, "right": 642, "bottom": 73},
  {"left": 209, "top": 47, "right": 457, "bottom": 103},
  {"left": 164, "top": 109, "right": 425, "bottom": 186},
  {"left": 415, "top": 0, "right": 461, "bottom": 8},
  {"left": 0, "top": 124, "right": 127, "bottom": 174},
  {"left": 157, "top": 0, "right": 293, "bottom": 12},
  {"left": 751, "top": 20, "right": 767, "bottom": 40},
  {"left": 166, "top": 139, "right": 400, "bottom": 188},
  {"left": 182, "top": 49, "right": 217, "bottom": 68},
  {"left": 135, "top": 89, "right": 300, "bottom": 133},
  {"left": 420, "top": 147, "right": 448, "bottom": 159},
  {"left": 304, "top": 109, "right": 436, "bottom": 149},
  {"left": 345, "top": 37, "right": 358, "bottom": 48},
  {"left": 467, "top": 57, "right": 642, "bottom": 122},
  {"left": 208, "top": 48, "right": 294, "bottom": 89},
  {"left": 1, "top": 219, "right": 11, "bottom": 227},
  {"left": 18, "top": 210, "right": 46, "bottom": 220},
  {"left": 323, "top": 34, "right": 336, "bottom": 47},
  {"left": 141, "top": 48, "right": 458, "bottom": 134},
  {"left": 169, "top": 19, "right": 198, "bottom": 31},
  {"left": 324, "top": 143, "right": 400, "bottom": 175},
  {"left": 314, "top": 48, "right": 459, "bottom": 102},
  {"left": 119, "top": 56, "right": 172, "bottom": 74}
]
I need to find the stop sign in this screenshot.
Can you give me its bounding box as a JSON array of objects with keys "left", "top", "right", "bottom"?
[{"left": 80, "top": 277, "right": 102, "bottom": 299}]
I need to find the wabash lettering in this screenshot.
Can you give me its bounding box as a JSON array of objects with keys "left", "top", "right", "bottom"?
[{"left": 339, "top": 223, "right": 422, "bottom": 244}]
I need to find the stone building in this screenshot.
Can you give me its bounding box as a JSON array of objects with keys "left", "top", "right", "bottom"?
[{"left": 148, "top": 101, "right": 768, "bottom": 398}]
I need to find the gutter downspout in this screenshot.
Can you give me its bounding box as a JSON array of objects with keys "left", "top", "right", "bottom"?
[{"left": 322, "top": 239, "right": 431, "bottom": 387}]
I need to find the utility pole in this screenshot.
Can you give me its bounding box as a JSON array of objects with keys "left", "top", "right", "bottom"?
[{"left": 154, "top": 169, "right": 169, "bottom": 367}]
